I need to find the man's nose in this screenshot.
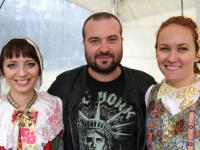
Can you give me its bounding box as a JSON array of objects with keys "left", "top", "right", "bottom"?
[{"left": 99, "top": 41, "right": 109, "bottom": 52}]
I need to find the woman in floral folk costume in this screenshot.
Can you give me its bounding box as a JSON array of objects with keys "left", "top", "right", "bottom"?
[
  {"left": 0, "top": 38, "right": 63, "bottom": 150},
  {"left": 145, "top": 16, "right": 200, "bottom": 150}
]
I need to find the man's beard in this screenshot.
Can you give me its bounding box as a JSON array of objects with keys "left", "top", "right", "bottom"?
[{"left": 85, "top": 51, "right": 122, "bottom": 74}]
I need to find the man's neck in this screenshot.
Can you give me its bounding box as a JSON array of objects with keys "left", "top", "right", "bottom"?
[{"left": 88, "top": 66, "right": 122, "bottom": 82}]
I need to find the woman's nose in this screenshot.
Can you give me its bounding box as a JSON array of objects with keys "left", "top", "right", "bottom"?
[
  {"left": 17, "top": 66, "right": 27, "bottom": 77},
  {"left": 167, "top": 50, "right": 178, "bottom": 62}
]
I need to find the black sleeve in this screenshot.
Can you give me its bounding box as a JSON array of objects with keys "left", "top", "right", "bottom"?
[
  {"left": 126, "top": 69, "right": 156, "bottom": 150},
  {"left": 48, "top": 75, "right": 65, "bottom": 99},
  {"left": 137, "top": 72, "right": 156, "bottom": 150},
  {"left": 136, "top": 71, "right": 157, "bottom": 120},
  {"left": 136, "top": 106, "right": 146, "bottom": 150}
]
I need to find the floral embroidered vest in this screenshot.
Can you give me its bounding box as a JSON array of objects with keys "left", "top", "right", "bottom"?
[{"left": 146, "top": 84, "right": 200, "bottom": 150}]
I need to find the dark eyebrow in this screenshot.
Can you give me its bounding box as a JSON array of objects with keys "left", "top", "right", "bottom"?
[
  {"left": 4, "top": 60, "right": 16, "bottom": 63},
  {"left": 107, "top": 35, "right": 119, "bottom": 39},
  {"left": 87, "top": 37, "right": 100, "bottom": 41},
  {"left": 26, "top": 59, "right": 36, "bottom": 63}
]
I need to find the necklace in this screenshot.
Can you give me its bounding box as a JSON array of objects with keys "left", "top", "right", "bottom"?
[{"left": 7, "top": 91, "right": 37, "bottom": 109}]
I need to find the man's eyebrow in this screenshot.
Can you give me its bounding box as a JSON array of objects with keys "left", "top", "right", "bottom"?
[
  {"left": 87, "top": 36, "right": 100, "bottom": 40},
  {"left": 108, "top": 35, "right": 119, "bottom": 38}
]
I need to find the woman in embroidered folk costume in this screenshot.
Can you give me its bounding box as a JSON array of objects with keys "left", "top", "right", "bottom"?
[
  {"left": 0, "top": 38, "right": 63, "bottom": 150},
  {"left": 145, "top": 16, "right": 200, "bottom": 149}
]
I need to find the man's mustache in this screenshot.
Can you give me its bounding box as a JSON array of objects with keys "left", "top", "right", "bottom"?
[{"left": 95, "top": 52, "right": 114, "bottom": 57}]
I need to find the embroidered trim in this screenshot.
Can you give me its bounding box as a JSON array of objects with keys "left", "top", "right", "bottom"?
[
  {"left": 157, "top": 81, "right": 199, "bottom": 110},
  {"left": 147, "top": 83, "right": 197, "bottom": 150},
  {"left": 162, "top": 117, "right": 175, "bottom": 143},
  {"left": 188, "top": 106, "right": 195, "bottom": 150},
  {"left": 7, "top": 91, "right": 37, "bottom": 109},
  {"left": 12, "top": 109, "right": 38, "bottom": 149}
]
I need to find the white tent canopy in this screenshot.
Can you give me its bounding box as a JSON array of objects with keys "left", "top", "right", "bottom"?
[{"left": 67, "top": 0, "right": 195, "bottom": 22}]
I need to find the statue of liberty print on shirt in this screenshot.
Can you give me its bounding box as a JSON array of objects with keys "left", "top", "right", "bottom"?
[{"left": 78, "top": 90, "right": 137, "bottom": 150}]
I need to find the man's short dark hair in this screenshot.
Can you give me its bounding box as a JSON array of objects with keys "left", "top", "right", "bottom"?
[{"left": 82, "top": 12, "right": 122, "bottom": 40}]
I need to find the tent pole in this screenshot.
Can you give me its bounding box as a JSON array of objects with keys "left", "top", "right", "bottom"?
[
  {"left": 112, "top": 0, "right": 119, "bottom": 15},
  {"left": 181, "top": 0, "right": 184, "bottom": 16}
]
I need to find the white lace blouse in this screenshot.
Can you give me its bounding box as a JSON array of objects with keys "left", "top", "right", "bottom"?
[{"left": 0, "top": 91, "right": 64, "bottom": 150}]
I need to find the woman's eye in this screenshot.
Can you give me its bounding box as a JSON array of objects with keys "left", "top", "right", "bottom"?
[
  {"left": 178, "top": 47, "right": 188, "bottom": 52},
  {"left": 7, "top": 63, "right": 17, "bottom": 69},
  {"left": 26, "top": 62, "right": 36, "bottom": 68},
  {"left": 159, "top": 47, "right": 169, "bottom": 52}
]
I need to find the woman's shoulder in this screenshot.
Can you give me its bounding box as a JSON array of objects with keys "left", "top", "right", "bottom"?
[
  {"left": 36, "top": 91, "right": 62, "bottom": 105},
  {"left": 32, "top": 91, "right": 63, "bottom": 117},
  {"left": 145, "top": 83, "right": 162, "bottom": 107},
  {"left": 33, "top": 91, "right": 64, "bottom": 143},
  {"left": 37, "top": 91, "right": 61, "bottom": 99},
  {"left": 0, "top": 94, "right": 10, "bottom": 108}
]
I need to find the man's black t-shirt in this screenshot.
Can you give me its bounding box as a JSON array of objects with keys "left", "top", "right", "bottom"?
[{"left": 77, "top": 71, "right": 138, "bottom": 150}]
